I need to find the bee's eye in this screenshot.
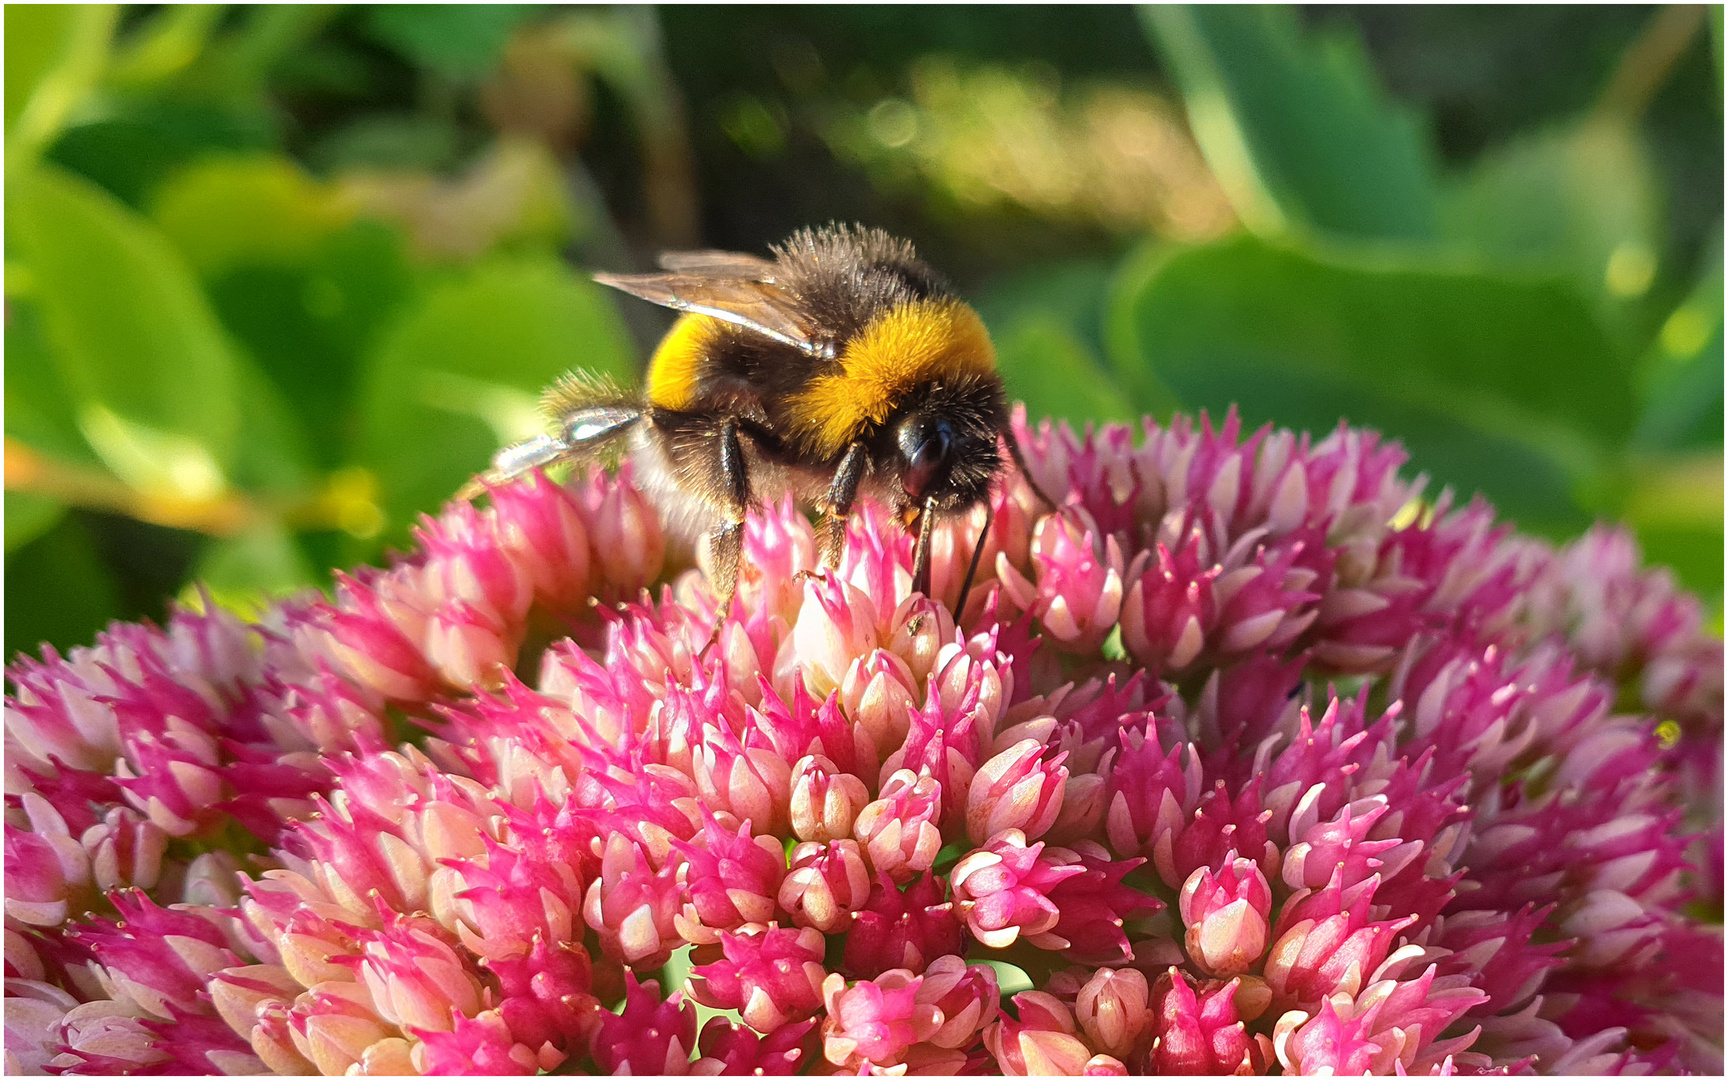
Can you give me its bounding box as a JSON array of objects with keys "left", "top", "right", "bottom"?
[{"left": 899, "top": 417, "right": 953, "bottom": 500}]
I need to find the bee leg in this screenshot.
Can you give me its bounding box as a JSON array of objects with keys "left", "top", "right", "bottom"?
[
  {"left": 953, "top": 509, "right": 992, "bottom": 617},
  {"left": 817, "top": 442, "right": 870, "bottom": 570},
  {"left": 458, "top": 433, "right": 570, "bottom": 500},
  {"left": 702, "top": 418, "right": 752, "bottom": 653},
  {"left": 705, "top": 519, "right": 745, "bottom": 648},
  {"left": 1003, "top": 426, "right": 1059, "bottom": 510},
  {"left": 910, "top": 494, "right": 938, "bottom": 598}
]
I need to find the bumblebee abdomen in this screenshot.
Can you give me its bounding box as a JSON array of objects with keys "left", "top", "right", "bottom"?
[{"left": 645, "top": 314, "right": 717, "bottom": 412}]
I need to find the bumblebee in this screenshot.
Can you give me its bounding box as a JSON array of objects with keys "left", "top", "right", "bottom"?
[{"left": 474, "top": 224, "right": 1048, "bottom": 625}]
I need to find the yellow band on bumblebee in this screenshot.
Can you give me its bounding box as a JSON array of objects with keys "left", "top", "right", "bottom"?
[
  {"left": 645, "top": 314, "right": 716, "bottom": 412},
  {"left": 793, "top": 300, "right": 996, "bottom": 456}
]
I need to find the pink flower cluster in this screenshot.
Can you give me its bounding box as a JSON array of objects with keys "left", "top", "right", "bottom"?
[{"left": 5, "top": 409, "right": 1721, "bottom": 1075}]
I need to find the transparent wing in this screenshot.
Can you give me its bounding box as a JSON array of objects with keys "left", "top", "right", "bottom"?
[
  {"left": 594, "top": 269, "right": 826, "bottom": 356},
  {"left": 656, "top": 250, "right": 779, "bottom": 280}
]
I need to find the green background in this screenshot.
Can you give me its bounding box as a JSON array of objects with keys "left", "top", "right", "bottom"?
[{"left": 5, "top": 4, "right": 1722, "bottom": 659}]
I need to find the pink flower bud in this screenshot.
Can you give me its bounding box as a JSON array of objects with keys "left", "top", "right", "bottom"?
[
  {"left": 984, "top": 991, "right": 1094, "bottom": 1076},
  {"left": 1178, "top": 855, "right": 1273, "bottom": 977},
  {"left": 424, "top": 598, "right": 514, "bottom": 689},
  {"left": 6, "top": 665, "right": 124, "bottom": 775},
  {"left": 109, "top": 715, "right": 230, "bottom": 839},
  {"left": 1120, "top": 529, "right": 1218, "bottom": 674},
  {"left": 782, "top": 574, "right": 880, "bottom": 698},
  {"left": 73, "top": 891, "right": 242, "bottom": 1020},
  {"left": 1026, "top": 843, "right": 1160, "bottom": 965},
  {"left": 933, "top": 642, "right": 1009, "bottom": 748},
  {"left": 821, "top": 969, "right": 940, "bottom": 1069},
  {"left": 582, "top": 834, "right": 681, "bottom": 969},
  {"left": 1271, "top": 996, "right": 1380, "bottom": 1075},
  {"left": 582, "top": 470, "right": 666, "bottom": 592},
  {"left": 449, "top": 842, "right": 583, "bottom": 964},
  {"left": 692, "top": 729, "right": 792, "bottom": 838},
  {"left": 1148, "top": 969, "right": 1269, "bottom": 1075},
  {"left": 780, "top": 839, "right": 871, "bottom": 933},
  {"left": 968, "top": 738, "right": 1069, "bottom": 844},
  {"left": 693, "top": 1016, "right": 817, "bottom": 1075},
  {"left": 790, "top": 754, "right": 869, "bottom": 843},
  {"left": 689, "top": 924, "right": 827, "bottom": 1033},
  {"left": 1047, "top": 771, "right": 1107, "bottom": 846},
  {"left": 416, "top": 1008, "right": 558, "bottom": 1075},
  {"left": 842, "top": 873, "right": 963, "bottom": 978},
  {"left": 886, "top": 595, "right": 956, "bottom": 688},
  {"left": 486, "top": 472, "right": 593, "bottom": 611},
  {"left": 838, "top": 502, "right": 914, "bottom": 635},
  {"left": 1263, "top": 870, "right": 1413, "bottom": 1009},
  {"left": 1559, "top": 888, "right": 1666, "bottom": 969},
  {"left": 1073, "top": 967, "right": 1149, "bottom": 1058},
  {"left": 735, "top": 497, "right": 818, "bottom": 625},
  {"left": 998, "top": 511, "right": 1126, "bottom": 654},
  {"left": 591, "top": 974, "right": 696, "bottom": 1075},
  {"left": 418, "top": 502, "right": 535, "bottom": 625},
  {"left": 209, "top": 963, "right": 301, "bottom": 1045},
  {"left": 54, "top": 1001, "right": 168, "bottom": 1073},
  {"left": 854, "top": 769, "right": 944, "bottom": 883},
  {"left": 287, "top": 980, "right": 395, "bottom": 1076},
  {"left": 949, "top": 830, "right": 1084, "bottom": 949},
  {"left": 353, "top": 920, "right": 484, "bottom": 1034},
  {"left": 1280, "top": 795, "right": 1409, "bottom": 893},
  {"left": 841, "top": 649, "right": 919, "bottom": 766},
  {"left": 673, "top": 815, "right": 785, "bottom": 945},
  {"left": 915, "top": 954, "right": 999, "bottom": 1049},
  {"left": 272, "top": 668, "right": 387, "bottom": 753},
  {"left": 267, "top": 906, "right": 362, "bottom": 989},
  {"left": 3, "top": 819, "right": 83, "bottom": 926},
  {"left": 485, "top": 934, "right": 599, "bottom": 1048},
  {"left": 308, "top": 570, "right": 439, "bottom": 702}
]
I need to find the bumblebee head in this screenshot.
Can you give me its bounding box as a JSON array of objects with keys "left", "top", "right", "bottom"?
[{"left": 887, "top": 375, "right": 1006, "bottom": 515}]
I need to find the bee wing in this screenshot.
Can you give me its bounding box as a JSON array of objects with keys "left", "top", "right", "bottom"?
[
  {"left": 656, "top": 250, "right": 779, "bottom": 280},
  {"left": 594, "top": 270, "right": 826, "bottom": 357}
]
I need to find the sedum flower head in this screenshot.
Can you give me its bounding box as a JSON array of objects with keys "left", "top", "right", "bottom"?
[{"left": 3, "top": 407, "right": 1719, "bottom": 1075}]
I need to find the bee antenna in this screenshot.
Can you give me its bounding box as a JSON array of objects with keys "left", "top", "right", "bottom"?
[{"left": 953, "top": 508, "right": 992, "bottom": 618}]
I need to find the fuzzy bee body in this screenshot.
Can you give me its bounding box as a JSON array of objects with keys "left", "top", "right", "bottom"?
[{"left": 474, "top": 224, "right": 1043, "bottom": 626}]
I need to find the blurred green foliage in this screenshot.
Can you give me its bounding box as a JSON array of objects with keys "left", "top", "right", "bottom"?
[{"left": 5, "top": 4, "right": 1722, "bottom": 659}]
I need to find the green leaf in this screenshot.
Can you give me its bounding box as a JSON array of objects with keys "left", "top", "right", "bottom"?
[
  {"left": 1109, "top": 235, "right": 1635, "bottom": 533},
  {"left": 1439, "top": 119, "right": 1662, "bottom": 301},
  {"left": 187, "top": 519, "right": 318, "bottom": 619},
  {"left": 202, "top": 221, "right": 415, "bottom": 468},
  {"left": 1143, "top": 5, "right": 1437, "bottom": 243},
  {"left": 1634, "top": 246, "right": 1723, "bottom": 451},
  {"left": 995, "top": 315, "right": 1135, "bottom": 426},
  {"left": 9, "top": 163, "right": 242, "bottom": 496},
  {"left": 4, "top": 514, "right": 123, "bottom": 660},
  {"left": 356, "top": 256, "right": 636, "bottom": 545},
  {"left": 228, "top": 355, "right": 318, "bottom": 498},
  {"left": 150, "top": 154, "right": 355, "bottom": 277},
  {"left": 979, "top": 960, "right": 1034, "bottom": 997},
  {"left": 1636, "top": 521, "right": 1724, "bottom": 603},
  {"left": 308, "top": 113, "right": 461, "bottom": 173},
  {"left": 5, "top": 4, "right": 118, "bottom": 165},
  {"left": 103, "top": 4, "right": 224, "bottom": 90},
  {"left": 6, "top": 493, "right": 66, "bottom": 554},
  {"left": 973, "top": 260, "right": 1136, "bottom": 425},
  {"left": 46, "top": 100, "right": 277, "bottom": 210},
  {"left": 4, "top": 297, "right": 94, "bottom": 464},
  {"left": 363, "top": 5, "right": 530, "bottom": 81}
]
